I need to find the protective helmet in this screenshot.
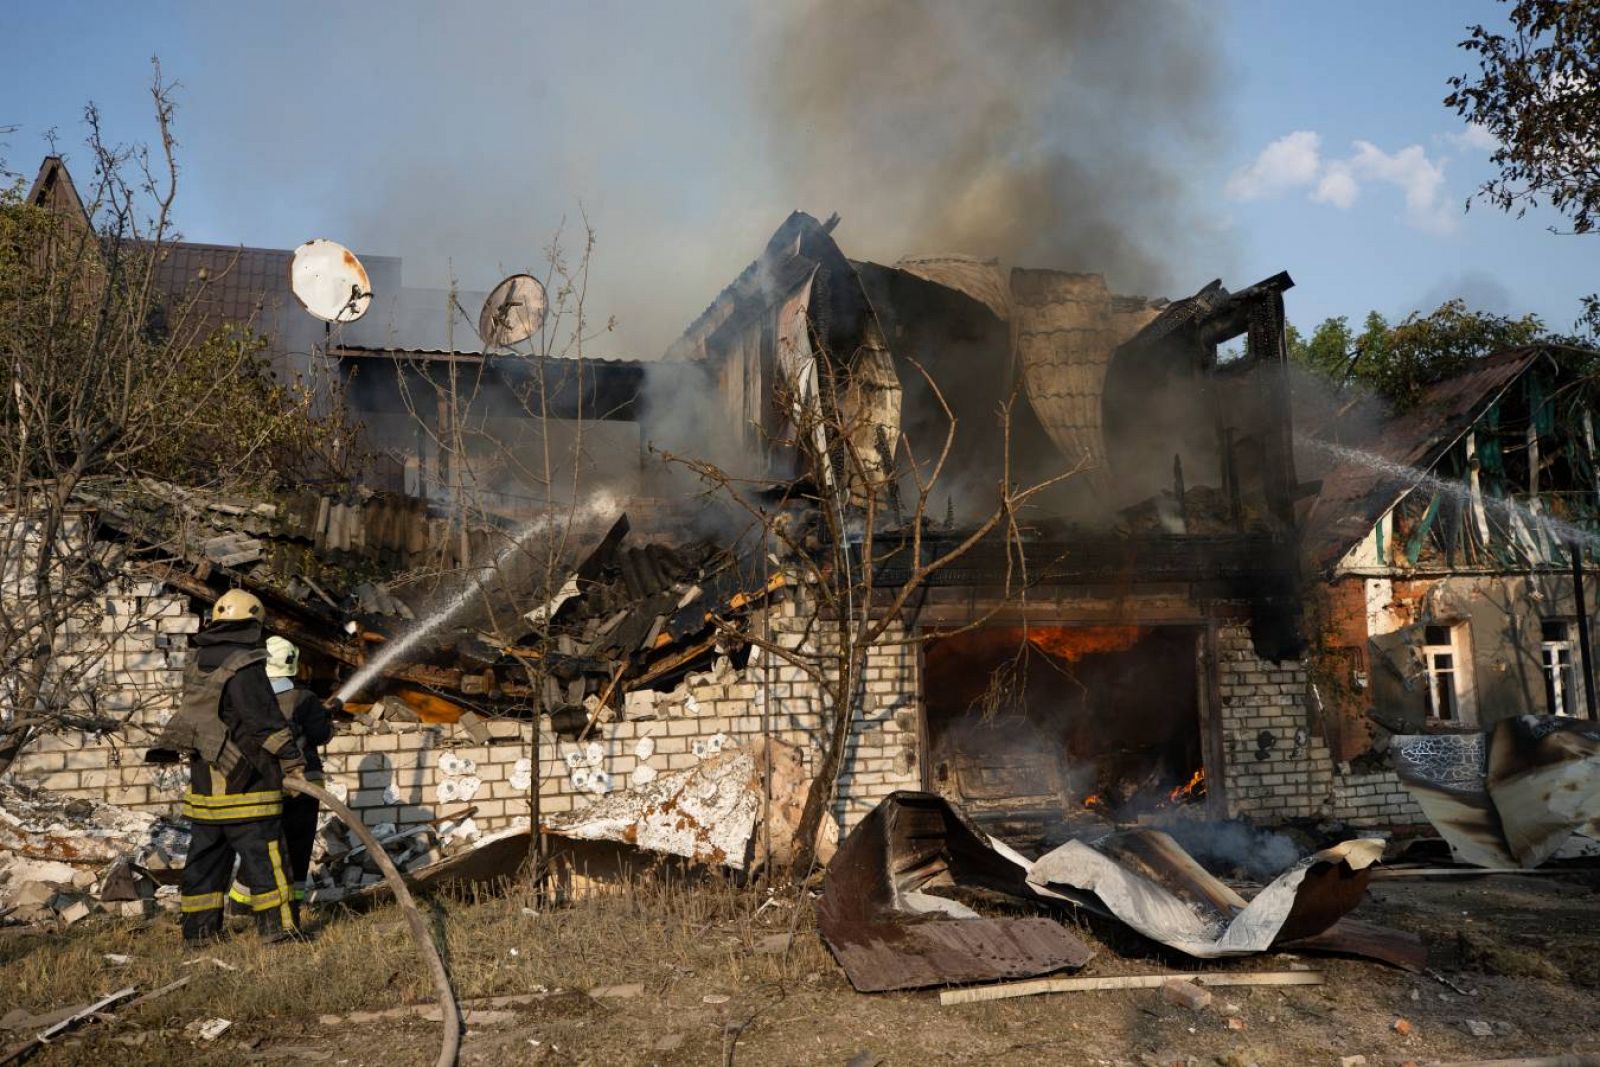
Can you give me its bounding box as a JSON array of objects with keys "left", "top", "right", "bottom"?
[
  {"left": 212, "top": 589, "right": 264, "bottom": 623},
  {"left": 265, "top": 635, "right": 299, "bottom": 678}
]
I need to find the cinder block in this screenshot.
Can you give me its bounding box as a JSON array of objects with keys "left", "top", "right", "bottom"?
[
  {"left": 39, "top": 771, "right": 82, "bottom": 791},
  {"left": 16, "top": 752, "right": 67, "bottom": 773}
]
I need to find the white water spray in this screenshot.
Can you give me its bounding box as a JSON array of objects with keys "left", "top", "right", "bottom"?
[
  {"left": 334, "top": 492, "right": 618, "bottom": 703},
  {"left": 1298, "top": 435, "right": 1600, "bottom": 554}
]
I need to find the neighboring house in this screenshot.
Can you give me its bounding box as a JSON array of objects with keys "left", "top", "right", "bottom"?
[{"left": 1300, "top": 345, "right": 1600, "bottom": 764}]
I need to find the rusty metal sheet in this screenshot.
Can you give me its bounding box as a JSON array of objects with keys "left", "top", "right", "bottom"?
[
  {"left": 1279, "top": 917, "right": 1427, "bottom": 973},
  {"left": 818, "top": 792, "right": 1094, "bottom": 993},
  {"left": 820, "top": 916, "right": 1094, "bottom": 994}
]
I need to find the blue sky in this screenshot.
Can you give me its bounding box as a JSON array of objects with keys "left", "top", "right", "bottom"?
[{"left": 2, "top": 1, "right": 1592, "bottom": 355}]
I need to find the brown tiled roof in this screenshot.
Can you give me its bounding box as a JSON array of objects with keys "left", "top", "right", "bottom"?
[{"left": 150, "top": 241, "right": 295, "bottom": 335}]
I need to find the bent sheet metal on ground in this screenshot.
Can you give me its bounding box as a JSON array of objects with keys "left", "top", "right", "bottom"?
[
  {"left": 819, "top": 792, "right": 1410, "bottom": 992},
  {"left": 1392, "top": 715, "right": 1600, "bottom": 868},
  {"left": 817, "top": 792, "right": 1094, "bottom": 992},
  {"left": 1026, "top": 829, "right": 1385, "bottom": 958}
]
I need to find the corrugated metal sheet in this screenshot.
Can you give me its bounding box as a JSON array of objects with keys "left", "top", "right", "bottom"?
[
  {"left": 817, "top": 792, "right": 1094, "bottom": 993},
  {"left": 894, "top": 253, "right": 1011, "bottom": 321}
]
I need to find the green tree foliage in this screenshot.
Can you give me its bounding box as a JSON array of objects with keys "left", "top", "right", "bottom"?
[
  {"left": 1447, "top": 0, "right": 1600, "bottom": 334},
  {"left": 1289, "top": 300, "right": 1550, "bottom": 407},
  {"left": 0, "top": 180, "right": 354, "bottom": 492}
]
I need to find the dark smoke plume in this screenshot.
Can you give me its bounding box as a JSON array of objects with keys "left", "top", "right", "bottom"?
[{"left": 754, "top": 0, "right": 1227, "bottom": 292}]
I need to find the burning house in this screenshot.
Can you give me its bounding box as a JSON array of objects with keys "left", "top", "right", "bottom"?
[
  {"left": 15, "top": 153, "right": 1556, "bottom": 885},
  {"left": 653, "top": 210, "right": 1317, "bottom": 839}
]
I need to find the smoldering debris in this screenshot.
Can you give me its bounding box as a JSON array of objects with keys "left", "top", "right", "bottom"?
[{"left": 1152, "top": 816, "right": 1305, "bottom": 883}]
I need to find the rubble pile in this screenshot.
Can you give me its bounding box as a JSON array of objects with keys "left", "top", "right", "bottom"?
[
  {"left": 0, "top": 780, "right": 179, "bottom": 925},
  {"left": 303, "top": 792, "right": 490, "bottom": 904}
]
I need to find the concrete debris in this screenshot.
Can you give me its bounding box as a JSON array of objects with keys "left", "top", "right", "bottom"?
[
  {"left": 544, "top": 737, "right": 832, "bottom": 870},
  {"left": 1339, "top": 1057, "right": 1367, "bottom": 1067},
  {"left": 186, "top": 1017, "right": 233, "bottom": 1041},
  {"left": 1462, "top": 1020, "right": 1495, "bottom": 1038},
  {"left": 0, "top": 780, "right": 179, "bottom": 927},
  {"left": 1161, "top": 979, "right": 1214, "bottom": 1011}
]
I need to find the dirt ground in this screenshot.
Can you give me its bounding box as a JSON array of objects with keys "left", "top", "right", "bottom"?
[{"left": 2, "top": 868, "right": 1598, "bottom": 1067}]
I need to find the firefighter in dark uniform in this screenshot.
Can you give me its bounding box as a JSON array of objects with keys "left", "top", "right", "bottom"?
[
  {"left": 148, "top": 589, "right": 305, "bottom": 943},
  {"left": 263, "top": 635, "right": 330, "bottom": 927}
]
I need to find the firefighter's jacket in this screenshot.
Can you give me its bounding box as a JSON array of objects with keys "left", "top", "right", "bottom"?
[
  {"left": 272, "top": 681, "right": 331, "bottom": 781},
  {"left": 163, "top": 621, "right": 304, "bottom": 823}
]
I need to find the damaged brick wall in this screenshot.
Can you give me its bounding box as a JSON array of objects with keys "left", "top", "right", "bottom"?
[
  {"left": 1217, "top": 624, "right": 1426, "bottom": 827},
  {"left": 7, "top": 591, "right": 922, "bottom": 843}
]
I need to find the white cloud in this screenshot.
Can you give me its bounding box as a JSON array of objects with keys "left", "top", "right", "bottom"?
[
  {"left": 1347, "top": 141, "right": 1455, "bottom": 234},
  {"left": 1445, "top": 122, "right": 1499, "bottom": 152},
  {"left": 1227, "top": 130, "right": 1460, "bottom": 234},
  {"left": 1311, "top": 164, "right": 1358, "bottom": 209},
  {"left": 1224, "top": 130, "right": 1322, "bottom": 201}
]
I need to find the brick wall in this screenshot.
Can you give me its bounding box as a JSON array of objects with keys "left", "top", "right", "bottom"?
[
  {"left": 1216, "top": 623, "right": 1431, "bottom": 827},
  {"left": 8, "top": 592, "right": 922, "bottom": 839},
  {"left": 1215, "top": 625, "right": 1334, "bottom": 821}
]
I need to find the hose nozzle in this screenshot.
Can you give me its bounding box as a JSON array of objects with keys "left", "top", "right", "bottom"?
[{"left": 323, "top": 695, "right": 345, "bottom": 714}]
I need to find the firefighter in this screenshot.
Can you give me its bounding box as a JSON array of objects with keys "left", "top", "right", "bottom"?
[
  {"left": 263, "top": 635, "right": 330, "bottom": 927},
  {"left": 147, "top": 589, "right": 305, "bottom": 943}
]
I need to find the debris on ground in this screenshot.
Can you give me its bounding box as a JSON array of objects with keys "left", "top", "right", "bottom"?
[
  {"left": 0, "top": 780, "right": 172, "bottom": 926},
  {"left": 1161, "top": 978, "right": 1214, "bottom": 1011},
  {"left": 816, "top": 791, "right": 1095, "bottom": 993},
  {"left": 185, "top": 1017, "right": 233, "bottom": 1042}
]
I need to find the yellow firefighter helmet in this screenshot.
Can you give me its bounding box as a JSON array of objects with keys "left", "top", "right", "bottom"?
[{"left": 212, "top": 589, "right": 264, "bottom": 623}]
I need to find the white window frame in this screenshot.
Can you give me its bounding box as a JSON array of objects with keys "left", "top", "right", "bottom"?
[
  {"left": 1422, "top": 622, "right": 1477, "bottom": 725},
  {"left": 1541, "top": 620, "right": 1581, "bottom": 718}
]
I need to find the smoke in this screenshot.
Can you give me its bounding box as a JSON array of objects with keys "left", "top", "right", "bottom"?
[
  {"left": 1155, "top": 816, "right": 1305, "bottom": 882},
  {"left": 753, "top": 0, "right": 1228, "bottom": 293}
]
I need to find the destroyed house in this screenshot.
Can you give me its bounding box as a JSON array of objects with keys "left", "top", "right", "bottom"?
[
  {"left": 1301, "top": 344, "right": 1600, "bottom": 764},
  {"left": 657, "top": 210, "right": 1327, "bottom": 840}
]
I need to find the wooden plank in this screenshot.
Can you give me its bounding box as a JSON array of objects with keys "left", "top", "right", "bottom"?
[{"left": 939, "top": 970, "right": 1323, "bottom": 1006}]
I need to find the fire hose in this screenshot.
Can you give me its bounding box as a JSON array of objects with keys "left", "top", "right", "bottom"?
[{"left": 282, "top": 775, "right": 461, "bottom": 1067}]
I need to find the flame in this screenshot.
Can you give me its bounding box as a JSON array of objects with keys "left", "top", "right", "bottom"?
[
  {"left": 1025, "top": 626, "right": 1148, "bottom": 663},
  {"left": 1081, "top": 793, "right": 1102, "bottom": 809},
  {"left": 1167, "top": 767, "right": 1206, "bottom": 803}
]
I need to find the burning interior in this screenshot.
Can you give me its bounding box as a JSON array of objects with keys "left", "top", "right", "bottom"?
[{"left": 925, "top": 624, "right": 1207, "bottom": 849}]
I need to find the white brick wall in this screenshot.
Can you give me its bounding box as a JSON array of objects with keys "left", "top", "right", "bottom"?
[
  {"left": 8, "top": 591, "right": 922, "bottom": 839},
  {"left": 1217, "top": 624, "right": 1428, "bottom": 827}
]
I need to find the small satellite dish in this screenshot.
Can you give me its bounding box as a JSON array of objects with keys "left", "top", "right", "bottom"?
[
  {"left": 477, "top": 273, "right": 547, "bottom": 349},
  {"left": 289, "top": 239, "right": 373, "bottom": 323}
]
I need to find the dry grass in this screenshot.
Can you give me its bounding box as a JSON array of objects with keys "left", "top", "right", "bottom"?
[
  {"left": 0, "top": 872, "right": 838, "bottom": 1065},
  {"left": 6, "top": 870, "right": 1600, "bottom": 1066}
]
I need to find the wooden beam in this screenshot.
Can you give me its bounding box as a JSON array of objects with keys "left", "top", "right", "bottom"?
[{"left": 939, "top": 970, "right": 1323, "bottom": 1006}]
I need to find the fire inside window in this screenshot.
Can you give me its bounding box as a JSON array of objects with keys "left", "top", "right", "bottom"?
[
  {"left": 1541, "top": 620, "right": 1579, "bottom": 717},
  {"left": 1423, "top": 623, "right": 1465, "bottom": 721}
]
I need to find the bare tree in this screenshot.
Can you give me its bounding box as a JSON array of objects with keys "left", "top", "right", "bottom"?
[
  {"left": 665, "top": 343, "right": 1083, "bottom": 874},
  {"left": 0, "top": 64, "right": 355, "bottom": 772},
  {"left": 365, "top": 216, "right": 620, "bottom": 888}
]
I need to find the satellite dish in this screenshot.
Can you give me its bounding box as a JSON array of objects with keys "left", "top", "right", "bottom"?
[
  {"left": 477, "top": 273, "right": 547, "bottom": 349},
  {"left": 289, "top": 239, "right": 373, "bottom": 323}
]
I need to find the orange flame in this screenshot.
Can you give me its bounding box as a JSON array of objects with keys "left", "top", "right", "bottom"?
[
  {"left": 1025, "top": 626, "right": 1148, "bottom": 663},
  {"left": 1081, "top": 793, "right": 1102, "bottom": 809},
  {"left": 1167, "top": 767, "right": 1206, "bottom": 803}
]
